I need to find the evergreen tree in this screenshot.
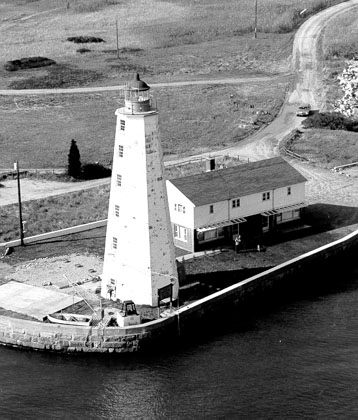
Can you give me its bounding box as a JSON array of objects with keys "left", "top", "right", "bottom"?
[{"left": 67, "top": 139, "right": 81, "bottom": 178}]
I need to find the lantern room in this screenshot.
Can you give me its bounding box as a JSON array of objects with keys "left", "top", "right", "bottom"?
[{"left": 124, "top": 73, "right": 152, "bottom": 113}]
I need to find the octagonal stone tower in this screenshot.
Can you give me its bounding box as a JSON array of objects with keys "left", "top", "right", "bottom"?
[{"left": 101, "top": 74, "right": 179, "bottom": 307}]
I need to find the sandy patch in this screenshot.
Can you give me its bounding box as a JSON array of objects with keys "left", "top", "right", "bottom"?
[{"left": 0, "top": 178, "right": 110, "bottom": 207}]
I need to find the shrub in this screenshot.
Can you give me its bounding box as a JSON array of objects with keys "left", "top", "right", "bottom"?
[
  {"left": 67, "top": 139, "right": 81, "bottom": 178},
  {"left": 72, "top": 0, "right": 121, "bottom": 13},
  {"left": 81, "top": 163, "right": 111, "bottom": 180},
  {"left": 77, "top": 48, "right": 91, "bottom": 54},
  {"left": 325, "top": 42, "right": 357, "bottom": 60},
  {"left": 67, "top": 36, "right": 105, "bottom": 44},
  {"left": 9, "top": 65, "right": 102, "bottom": 89},
  {"left": 302, "top": 112, "right": 358, "bottom": 131},
  {"left": 4, "top": 57, "right": 56, "bottom": 72}
]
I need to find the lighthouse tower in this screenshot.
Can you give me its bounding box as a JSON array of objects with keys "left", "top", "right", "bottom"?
[{"left": 101, "top": 74, "right": 179, "bottom": 307}]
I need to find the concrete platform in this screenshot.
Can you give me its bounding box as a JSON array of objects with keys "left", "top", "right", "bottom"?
[{"left": 0, "top": 281, "right": 83, "bottom": 321}]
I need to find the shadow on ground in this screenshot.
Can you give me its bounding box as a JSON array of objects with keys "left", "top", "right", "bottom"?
[
  {"left": 182, "top": 267, "right": 271, "bottom": 302},
  {"left": 303, "top": 203, "right": 358, "bottom": 231}
]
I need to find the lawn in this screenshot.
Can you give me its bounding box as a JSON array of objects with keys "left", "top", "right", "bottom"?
[
  {"left": 0, "top": 156, "right": 242, "bottom": 243},
  {"left": 0, "top": 80, "right": 287, "bottom": 168},
  {"left": 282, "top": 128, "right": 358, "bottom": 169},
  {"left": 3, "top": 209, "right": 357, "bottom": 277}
]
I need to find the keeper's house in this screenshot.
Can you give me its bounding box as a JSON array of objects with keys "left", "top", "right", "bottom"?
[{"left": 166, "top": 157, "right": 307, "bottom": 252}]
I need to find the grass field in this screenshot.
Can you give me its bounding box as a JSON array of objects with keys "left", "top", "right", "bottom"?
[
  {"left": 321, "top": 10, "right": 358, "bottom": 110},
  {"left": 0, "top": 80, "right": 287, "bottom": 168},
  {"left": 0, "top": 156, "right": 241, "bottom": 242},
  {"left": 0, "top": 0, "right": 346, "bottom": 171},
  {"left": 283, "top": 128, "right": 358, "bottom": 169},
  {"left": 0, "top": 0, "right": 345, "bottom": 89}
]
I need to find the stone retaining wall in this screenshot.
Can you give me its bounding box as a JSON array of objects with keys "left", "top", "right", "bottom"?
[
  {"left": 0, "top": 229, "right": 357, "bottom": 353},
  {"left": 0, "top": 313, "right": 177, "bottom": 353}
]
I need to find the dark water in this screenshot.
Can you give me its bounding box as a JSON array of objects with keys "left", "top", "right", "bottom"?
[{"left": 1, "top": 261, "right": 358, "bottom": 420}]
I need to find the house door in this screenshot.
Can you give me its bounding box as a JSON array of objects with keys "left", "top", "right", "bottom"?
[{"left": 262, "top": 215, "right": 269, "bottom": 232}]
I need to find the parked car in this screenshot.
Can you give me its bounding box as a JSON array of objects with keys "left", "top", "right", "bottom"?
[{"left": 296, "top": 103, "right": 311, "bottom": 116}]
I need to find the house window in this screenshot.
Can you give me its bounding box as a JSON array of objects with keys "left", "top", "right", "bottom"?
[
  {"left": 262, "top": 192, "right": 270, "bottom": 201},
  {"left": 115, "top": 205, "right": 120, "bottom": 217},
  {"left": 173, "top": 224, "right": 188, "bottom": 242},
  {"left": 175, "top": 204, "right": 186, "bottom": 213},
  {"left": 197, "top": 228, "right": 225, "bottom": 242},
  {"left": 217, "top": 227, "right": 225, "bottom": 237},
  {"left": 120, "top": 120, "right": 125, "bottom": 131},
  {"left": 277, "top": 209, "right": 301, "bottom": 224},
  {"left": 117, "top": 174, "right": 122, "bottom": 186},
  {"left": 209, "top": 205, "right": 214, "bottom": 214},
  {"left": 113, "top": 237, "right": 118, "bottom": 249},
  {"left": 287, "top": 187, "right": 291, "bottom": 195},
  {"left": 118, "top": 145, "right": 124, "bottom": 157},
  {"left": 204, "top": 229, "right": 217, "bottom": 240},
  {"left": 183, "top": 228, "right": 188, "bottom": 241},
  {"left": 232, "top": 199, "right": 240, "bottom": 208}
]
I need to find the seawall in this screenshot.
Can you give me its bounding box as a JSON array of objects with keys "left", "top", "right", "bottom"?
[{"left": 0, "top": 228, "right": 357, "bottom": 353}]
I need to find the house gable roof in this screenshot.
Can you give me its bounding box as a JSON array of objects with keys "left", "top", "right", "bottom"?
[{"left": 169, "top": 157, "right": 307, "bottom": 206}]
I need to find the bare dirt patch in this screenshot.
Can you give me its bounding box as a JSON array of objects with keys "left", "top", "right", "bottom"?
[{"left": 2, "top": 253, "right": 103, "bottom": 303}]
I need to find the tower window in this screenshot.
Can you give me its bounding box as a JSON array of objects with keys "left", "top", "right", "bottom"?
[
  {"left": 209, "top": 205, "right": 214, "bottom": 214},
  {"left": 115, "top": 205, "right": 120, "bottom": 217},
  {"left": 120, "top": 120, "right": 125, "bottom": 131},
  {"left": 287, "top": 187, "right": 291, "bottom": 195},
  {"left": 113, "top": 237, "right": 118, "bottom": 249},
  {"left": 117, "top": 174, "right": 122, "bottom": 186},
  {"left": 118, "top": 145, "right": 124, "bottom": 157}
]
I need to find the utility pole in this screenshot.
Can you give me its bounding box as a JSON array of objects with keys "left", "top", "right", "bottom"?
[
  {"left": 116, "top": 20, "right": 119, "bottom": 59},
  {"left": 14, "top": 161, "right": 24, "bottom": 246},
  {"left": 254, "top": 0, "right": 258, "bottom": 39}
]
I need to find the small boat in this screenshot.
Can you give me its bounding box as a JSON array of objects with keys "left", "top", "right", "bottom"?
[{"left": 47, "top": 312, "right": 92, "bottom": 327}]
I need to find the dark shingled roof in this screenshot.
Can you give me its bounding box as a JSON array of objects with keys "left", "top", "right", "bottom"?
[{"left": 170, "top": 157, "right": 307, "bottom": 206}]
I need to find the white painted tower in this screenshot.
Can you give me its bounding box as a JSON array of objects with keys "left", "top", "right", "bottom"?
[{"left": 101, "top": 74, "right": 179, "bottom": 307}]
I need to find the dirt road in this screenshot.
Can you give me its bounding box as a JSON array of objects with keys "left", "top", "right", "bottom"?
[
  {"left": 1, "top": 0, "right": 358, "bottom": 208},
  {"left": 0, "top": 75, "right": 282, "bottom": 96}
]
